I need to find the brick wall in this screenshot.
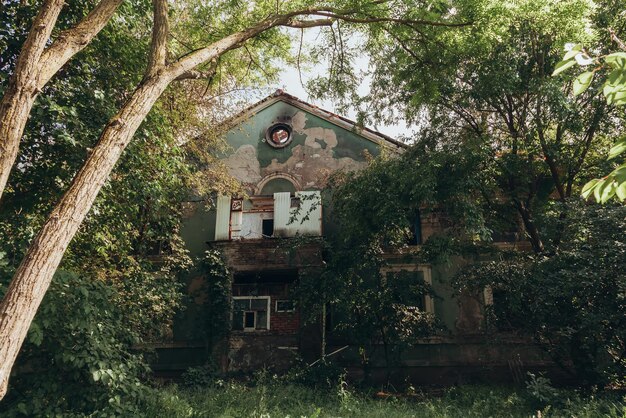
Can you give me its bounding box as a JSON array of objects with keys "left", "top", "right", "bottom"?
[
  {"left": 232, "top": 283, "right": 299, "bottom": 336},
  {"left": 271, "top": 309, "right": 299, "bottom": 334}
]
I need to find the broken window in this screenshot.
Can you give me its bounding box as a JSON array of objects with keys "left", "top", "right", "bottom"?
[
  {"left": 265, "top": 123, "right": 293, "bottom": 148},
  {"left": 262, "top": 219, "right": 274, "bottom": 237},
  {"left": 232, "top": 297, "right": 270, "bottom": 331},
  {"left": 383, "top": 267, "right": 435, "bottom": 314}
]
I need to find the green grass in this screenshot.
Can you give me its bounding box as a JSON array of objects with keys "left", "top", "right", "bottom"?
[{"left": 143, "top": 381, "right": 626, "bottom": 418}]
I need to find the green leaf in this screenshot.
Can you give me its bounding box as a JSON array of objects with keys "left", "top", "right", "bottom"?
[
  {"left": 581, "top": 178, "right": 599, "bottom": 199},
  {"left": 573, "top": 71, "right": 594, "bottom": 96},
  {"left": 608, "top": 138, "right": 626, "bottom": 160},
  {"left": 615, "top": 182, "right": 626, "bottom": 201},
  {"left": 552, "top": 59, "right": 577, "bottom": 76},
  {"left": 598, "top": 180, "right": 617, "bottom": 203},
  {"left": 614, "top": 165, "right": 626, "bottom": 183},
  {"left": 563, "top": 44, "right": 583, "bottom": 61},
  {"left": 605, "top": 52, "right": 626, "bottom": 69},
  {"left": 602, "top": 69, "right": 626, "bottom": 105},
  {"left": 593, "top": 178, "right": 607, "bottom": 202}
]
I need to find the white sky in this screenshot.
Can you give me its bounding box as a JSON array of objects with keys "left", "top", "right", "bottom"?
[{"left": 246, "top": 28, "right": 414, "bottom": 140}]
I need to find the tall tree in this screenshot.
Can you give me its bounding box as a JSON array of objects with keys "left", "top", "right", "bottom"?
[
  {"left": 0, "top": 0, "right": 123, "bottom": 201},
  {"left": 0, "top": 0, "right": 467, "bottom": 398},
  {"left": 340, "top": 0, "right": 616, "bottom": 253}
]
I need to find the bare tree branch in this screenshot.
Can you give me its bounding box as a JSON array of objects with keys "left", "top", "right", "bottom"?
[
  {"left": 286, "top": 18, "right": 334, "bottom": 28},
  {"left": 309, "top": 10, "right": 471, "bottom": 28}
]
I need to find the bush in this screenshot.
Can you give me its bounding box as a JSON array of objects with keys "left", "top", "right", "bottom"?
[
  {"left": 456, "top": 203, "right": 626, "bottom": 387},
  {"left": 282, "top": 358, "right": 346, "bottom": 389},
  {"left": 0, "top": 270, "right": 156, "bottom": 416},
  {"left": 181, "top": 363, "right": 220, "bottom": 388}
]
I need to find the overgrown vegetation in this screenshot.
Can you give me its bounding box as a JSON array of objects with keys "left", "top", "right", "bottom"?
[
  {"left": 0, "top": 0, "right": 625, "bottom": 414},
  {"left": 456, "top": 203, "right": 626, "bottom": 387},
  {"left": 0, "top": 266, "right": 155, "bottom": 415},
  {"left": 144, "top": 379, "right": 626, "bottom": 418},
  {"left": 0, "top": 1, "right": 233, "bottom": 414}
]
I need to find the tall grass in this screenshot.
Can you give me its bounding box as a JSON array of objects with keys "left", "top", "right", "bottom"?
[{"left": 143, "top": 380, "right": 625, "bottom": 418}]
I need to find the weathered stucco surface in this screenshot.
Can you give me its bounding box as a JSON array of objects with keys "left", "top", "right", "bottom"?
[
  {"left": 221, "top": 102, "right": 380, "bottom": 194},
  {"left": 165, "top": 95, "right": 547, "bottom": 383}
]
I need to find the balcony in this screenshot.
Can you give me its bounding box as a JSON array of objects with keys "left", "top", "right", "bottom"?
[{"left": 214, "top": 191, "right": 322, "bottom": 241}]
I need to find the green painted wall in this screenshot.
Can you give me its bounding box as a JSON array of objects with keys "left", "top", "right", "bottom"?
[
  {"left": 181, "top": 203, "right": 216, "bottom": 258},
  {"left": 224, "top": 101, "right": 381, "bottom": 168}
]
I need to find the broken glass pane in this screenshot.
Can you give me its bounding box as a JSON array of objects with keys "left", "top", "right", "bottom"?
[{"left": 244, "top": 311, "right": 256, "bottom": 329}]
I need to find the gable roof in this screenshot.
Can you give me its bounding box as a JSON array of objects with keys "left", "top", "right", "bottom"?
[{"left": 221, "top": 90, "right": 407, "bottom": 150}]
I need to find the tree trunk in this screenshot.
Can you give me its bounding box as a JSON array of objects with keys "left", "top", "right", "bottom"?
[
  {"left": 0, "top": 0, "right": 65, "bottom": 200},
  {"left": 514, "top": 200, "right": 544, "bottom": 253},
  {"left": 0, "top": 86, "right": 39, "bottom": 200},
  {"left": 0, "top": 0, "right": 123, "bottom": 201},
  {"left": 0, "top": 73, "right": 172, "bottom": 398}
]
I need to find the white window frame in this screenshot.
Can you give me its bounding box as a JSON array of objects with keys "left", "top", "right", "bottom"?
[
  {"left": 232, "top": 296, "right": 271, "bottom": 331},
  {"left": 243, "top": 311, "right": 257, "bottom": 331}
]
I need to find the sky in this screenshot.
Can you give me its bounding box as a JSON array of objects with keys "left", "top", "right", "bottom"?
[{"left": 259, "top": 28, "right": 414, "bottom": 140}]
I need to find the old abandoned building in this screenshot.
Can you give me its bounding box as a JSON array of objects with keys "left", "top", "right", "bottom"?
[{"left": 153, "top": 90, "right": 550, "bottom": 383}]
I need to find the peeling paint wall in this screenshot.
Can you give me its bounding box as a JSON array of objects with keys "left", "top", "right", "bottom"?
[
  {"left": 164, "top": 97, "right": 545, "bottom": 382},
  {"left": 221, "top": 101, "right": 380, "bottom": 195}
]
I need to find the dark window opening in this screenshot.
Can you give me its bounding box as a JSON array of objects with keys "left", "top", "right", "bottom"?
[
  {"left": 407, "top": 211, "right": 422, "bottom": 245},
  {"left": 244, "top": 311, "right": 256, "bottom": 329},
  {"left": 262, "top": 219, "right": 274, "bottom": 237},
  {"left": 276, "top": 300, "right": 295, "bottom": 312},
  {"left": 234, "top": 269, "right": 298, "bottom": 285}
]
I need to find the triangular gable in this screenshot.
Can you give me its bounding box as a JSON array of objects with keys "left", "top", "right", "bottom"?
[
  {"left": 222, "top": 90, "right": 407, "bottom": 150},
  {"left": 219, "top": 91, "right": 404, "bottom": 194}
]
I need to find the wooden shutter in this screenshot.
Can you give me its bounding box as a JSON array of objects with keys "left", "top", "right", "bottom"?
[
  {"left": 215, "top": 194, "right": 231, "bottom": 241},
  {"left": 273, "top": 192, "right": 291, "bottom": 237}
]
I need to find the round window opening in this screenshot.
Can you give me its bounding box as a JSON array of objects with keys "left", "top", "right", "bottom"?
[{"left": 265, "top": 123, "right": 293, "bottom": 148}]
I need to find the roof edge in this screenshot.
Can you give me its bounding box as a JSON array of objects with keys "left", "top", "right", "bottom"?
[{"left": 220, "top": 90, "right": 408, "bottom": 150}]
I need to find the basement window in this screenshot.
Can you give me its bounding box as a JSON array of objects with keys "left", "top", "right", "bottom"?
[{"left": 232, "top": 297, "right": 270, "bottom": 331}]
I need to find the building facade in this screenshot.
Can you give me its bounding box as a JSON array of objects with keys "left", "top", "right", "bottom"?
[{"left": 155, "top": 91, "right": 551, "bottom": 383}]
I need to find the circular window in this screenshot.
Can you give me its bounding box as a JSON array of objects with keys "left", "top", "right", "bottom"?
[{"left": 265, "top": 123, "right": 293, "bottom": 148}]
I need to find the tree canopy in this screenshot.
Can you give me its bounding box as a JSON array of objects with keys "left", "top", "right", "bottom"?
[{"left": 0, "top": 0, "right": 624, "bottom": 411}]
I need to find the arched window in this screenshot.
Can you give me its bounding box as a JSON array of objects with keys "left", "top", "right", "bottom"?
[{"left": 259, "top": 178, "right": 296, "bottom": 196}]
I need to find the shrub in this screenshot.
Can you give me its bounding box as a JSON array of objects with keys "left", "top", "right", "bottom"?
[
  {"left": 181, "top": 363, "right": 220, "bottom": 388},
  {"left": 0, "top": 270, "right": 156, "bottom": 416},
  {"left": 282, "top": 358, "right": 345, "bottom": 389},
  {"left": 456, "top": 204, "right": 626, "bottom": 387}
]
